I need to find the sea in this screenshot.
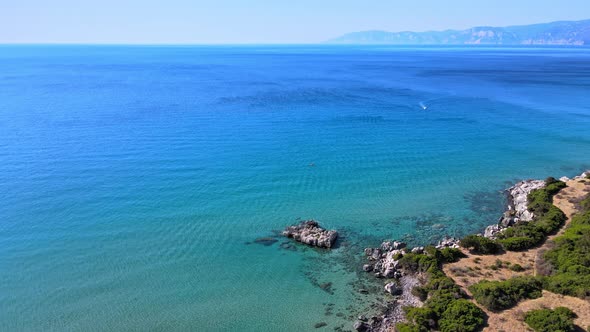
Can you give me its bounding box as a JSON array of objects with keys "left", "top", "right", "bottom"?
[{"left": 1, "top": 45, "right": 590, "bottom": 331}]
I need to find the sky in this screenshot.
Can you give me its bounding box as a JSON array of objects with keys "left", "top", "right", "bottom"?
[{"left": 2, "top": 0, "right": 589, "bottom": 44}]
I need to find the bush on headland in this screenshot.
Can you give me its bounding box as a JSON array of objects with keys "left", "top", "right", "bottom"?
[
  {"left": 468, "top": 276, "right": 542, "bottom": 311},
  {"left": 438, "top": 299, "right": 485, "bottom": 332},
  {"left": 439, "top": 247, "right": 466, "bottom": 263},
  {"left": 524, "top": 307, "right": 576, "bottom": 332},
  {"left": 396, "top": 249, "right": 485, "bottom": 332},
  {"left": 459, "top": 234, "right": 502, "bottom": 254}
]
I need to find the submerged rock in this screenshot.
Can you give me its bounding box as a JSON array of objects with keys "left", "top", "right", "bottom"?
[
  {"left": 279, "top": 241, "right": 297, "bottom": 251},
  {"left": 353, "top": 321, "right": 370, "bottom": 332},
  {"left": 314, "top": 322, "right": 327, "bottom": 328},
  {"left": 282, "top": 220, "right": 338, "bottom": 248},
  {"left": 362, "top": 264, "right": 373, "bottom": 272},
  {"left": 319, "top": 282, "right": 333, "bottom": 293},
  {"left": 253, "top": 237, "right": 278, "bottom": 246}
]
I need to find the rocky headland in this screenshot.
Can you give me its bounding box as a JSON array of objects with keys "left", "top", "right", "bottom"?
[{"left": 484, "top": 179, "right": 546, "bottom": 238}]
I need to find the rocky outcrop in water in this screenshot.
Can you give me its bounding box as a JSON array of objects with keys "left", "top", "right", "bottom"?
[
  {"left": 363, "top": 241, "right": 406, "bottom": 278},
  {"left": 282, "top": 220, "right": 338, "bottom": 248},
  {"left": 356, "top": 242, "right": 424, "bottom": 332},
  {"left": 484, "top": 179, "right": 545, "bottom": 238}
]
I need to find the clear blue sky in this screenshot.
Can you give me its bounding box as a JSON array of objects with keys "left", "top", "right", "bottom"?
[{"left": 2, "top": 0, "right": 589, "bottom": 44}]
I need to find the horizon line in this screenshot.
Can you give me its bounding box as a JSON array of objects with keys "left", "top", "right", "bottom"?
[{"left": 1, "top": 42, "right": 589, "bottom": 47}]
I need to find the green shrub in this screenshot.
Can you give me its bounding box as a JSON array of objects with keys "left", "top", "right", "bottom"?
[
  {"left": 440, "top": 247, "right": 466, "bottom": 263},
  {"left": 542, "top": 194, "right": 590, "bottom": 299},
  {"left": 545, "top": 179, "right": 567, "bottom": 195},
  {"left": 494, "top": 259, "right": 503, "bottom": 269},
  {"left": 524, "top": 307, "right": 576, "bottom": 332},
  {"left": 509, "top": 264, "right": 525, "bottom": 272},
  {"left": 469, "top": 276, "right": 542, "bottom": 311},
  {"left": 439, "top": 299, "right": 485, "bottom": 332},
  {"left": 404, "top": 306, "right": 434, "bottom": 331},
  {"left": 397, "top": 248, "right": 485, "bottom": 332},
  {"left": 397, "top": 252, "right": 439, "bottom": 273},
  {"left": 411, "top": 286, "right": 428, "bottom": 301},
  {"left": 528, "top": 180, "right": 566, "bottom": 215},
  {"left": 545, "top": 176, "right": 558, "bottom": 185},
  {"left": 460, "top": 235, "right": 502, "bottom": 254},
  {"left": 499, "top": 236, "right": 537, "bottom": 251},
  {"left": 394, "top": 322, "right": 425, "bottom": 332},
  {"left": 542, "top": 273, "right": 590, "bottom": 299},
  {"left": 580, "top": 194, "right": 590, "bottom": 211}
]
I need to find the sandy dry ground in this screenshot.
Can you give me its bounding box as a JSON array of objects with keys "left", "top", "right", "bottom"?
[{"left": 442, "top": 177, "right": 590, "bottom": 332}]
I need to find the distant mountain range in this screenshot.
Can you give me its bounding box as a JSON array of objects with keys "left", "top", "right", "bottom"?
[{"left": 327, "top": 19, "right": 590, "bottom": 45}]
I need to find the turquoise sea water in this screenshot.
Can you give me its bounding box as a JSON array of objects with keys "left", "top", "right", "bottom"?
[{"left": 1, "top": 46, "right": 590, "bottom": 331}]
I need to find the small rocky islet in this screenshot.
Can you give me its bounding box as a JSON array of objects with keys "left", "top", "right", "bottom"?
[{"left": 282, "top": 220, "right": 339, "bottom": 249}]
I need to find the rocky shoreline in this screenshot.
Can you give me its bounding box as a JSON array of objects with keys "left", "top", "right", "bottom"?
[
  {"left": 353, "top": 240, "right": 426, "bottom": 331},
  {"left": 350, "top": 179, "right": 548, "bottom": 331},
  {"left": 484, "top": 173, "right": 588, "bottom": 239},
  {"left": 484, "top": 179, "right": 546, "bottom": 238},
  {"left": 350, "top": 171, "right": 589, "bottom": 331},
  {"left": 279, "top": 171, "right": 589, "bottom": 331},
  {"left": 351, "top": 235, "right": 463, "bottom": 331},
  {"left": 338, "top": 179, "right": 543, "bottom": 332}
]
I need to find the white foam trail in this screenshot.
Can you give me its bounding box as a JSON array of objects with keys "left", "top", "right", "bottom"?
[{"left": 419, "top": 102, "right": 428, "bottom": 110}]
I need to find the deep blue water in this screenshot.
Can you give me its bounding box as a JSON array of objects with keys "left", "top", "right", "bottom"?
[{"left": 1, "top": 45, "right": 590, "bottom": 331}]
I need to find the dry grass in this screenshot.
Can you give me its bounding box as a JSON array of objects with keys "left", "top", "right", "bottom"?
[{"left": 484, "top": 290, "right": 590, "bottom": 332}]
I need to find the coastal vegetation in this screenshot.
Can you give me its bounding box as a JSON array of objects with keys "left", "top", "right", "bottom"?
[
  {"left": 459, "top": 235, "right": 501, "bottom": 254},
  {"left": 468, "top": 276, "right": 542, "bottom": 311},
  {"left": 524, "top": 307, "right": 576, "bottom": 332},
  {"left": 396, "top": 248, "right": 485, "bottom": 332},
  {"left": 371, "top": 174, "right": 590, "bottom": 332},
  {"left": 541, "top": 194, "right": 590, "bottom": 298}
]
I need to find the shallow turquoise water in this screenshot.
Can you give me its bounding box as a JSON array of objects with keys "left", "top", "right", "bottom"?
[{"left": 1, "top": 46, "right": 590, "bottom": 331}]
